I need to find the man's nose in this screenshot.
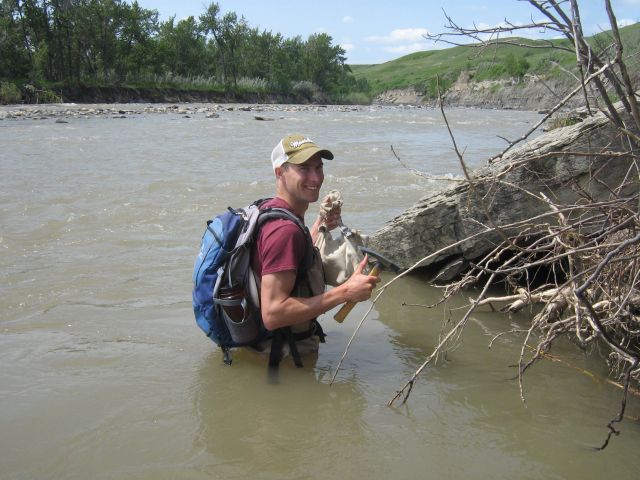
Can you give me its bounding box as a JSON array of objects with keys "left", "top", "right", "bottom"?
[{"left": 310, "top": 169, "right": 324, "bottom": 183}]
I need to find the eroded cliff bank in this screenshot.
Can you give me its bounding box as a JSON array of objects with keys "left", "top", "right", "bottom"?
[{"left": 374, "top": 73, "right": 583, "bottom": 111}]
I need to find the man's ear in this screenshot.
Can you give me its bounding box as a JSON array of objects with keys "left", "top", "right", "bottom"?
[{"left": 275, "top": 164, "right": 287, "bottom": 178}]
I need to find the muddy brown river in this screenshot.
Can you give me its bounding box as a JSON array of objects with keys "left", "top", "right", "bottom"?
[{"left": 1, "top": 103, "right": 638, "bottom": 479}]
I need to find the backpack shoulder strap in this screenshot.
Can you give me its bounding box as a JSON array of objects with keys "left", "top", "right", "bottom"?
[
  {"left": 257, "top": 207, "right": 304, "bottom": 228},
  {"left": 254, "top": 205, "right": 320, "bottom": 372}
]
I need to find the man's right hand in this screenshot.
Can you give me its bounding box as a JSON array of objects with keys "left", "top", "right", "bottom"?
[{"left": 340, "top": 255, "right": 380, "bottom": 302}]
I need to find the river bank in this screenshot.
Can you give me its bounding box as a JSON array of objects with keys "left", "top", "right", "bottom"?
[
  {"left": 0, "top": 101, "right": 436, "bottom": 121},
  {"left": 8, "top": 83, "right": 316, "bottom": 105},
  {"left": 4, "top": 75, "right": 579, "bottom": 112}
]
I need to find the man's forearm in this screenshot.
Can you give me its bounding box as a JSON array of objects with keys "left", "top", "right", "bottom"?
[
  {"left": 260, "top": 258, "right": 377, "bottom": 331},
  {"left": 262, "top": 283, "right": 349, "bottom": 331}
]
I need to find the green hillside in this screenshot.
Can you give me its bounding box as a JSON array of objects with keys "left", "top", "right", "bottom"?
[{"left": 350, "top": 22, "right": 640, "bottom": 98}]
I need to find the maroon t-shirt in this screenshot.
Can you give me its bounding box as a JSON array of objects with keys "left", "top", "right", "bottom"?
[{"left": 251, "top": 198, "right": 307, "bottom": 279}]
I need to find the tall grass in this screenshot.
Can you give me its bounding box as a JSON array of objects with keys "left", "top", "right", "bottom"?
[
  {"left": 125, "top": 72, "right": 225, "bottom": 91},
  {"left": 123, "top": 73, "right": 273, "bottom": 94}
]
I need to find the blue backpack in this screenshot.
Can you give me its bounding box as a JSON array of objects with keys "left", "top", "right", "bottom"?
[{"left": 192, "top": 198, "right": 308, "bottom": 364}]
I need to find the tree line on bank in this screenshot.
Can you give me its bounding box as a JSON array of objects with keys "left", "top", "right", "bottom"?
[{"left": 0, "top": 0, "right": 370, "bottom": 103}]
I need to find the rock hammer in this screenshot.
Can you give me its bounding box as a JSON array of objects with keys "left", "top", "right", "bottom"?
[{"left": 333, "top": 247, "right": 402, "bottom": 323}]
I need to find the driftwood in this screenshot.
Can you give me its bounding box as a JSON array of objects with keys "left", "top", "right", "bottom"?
[{"left": 334, "top": 0, "right": 640, "bottom": 450}]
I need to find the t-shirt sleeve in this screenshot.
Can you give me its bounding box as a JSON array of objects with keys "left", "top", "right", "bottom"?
[{"left": 258, "top": 219, "right": 306, "bottom": 276}]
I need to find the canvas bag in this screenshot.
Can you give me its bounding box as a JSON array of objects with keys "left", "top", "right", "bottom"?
[{"left": 314, "top": 191, "right": 367, "bottom": 287}]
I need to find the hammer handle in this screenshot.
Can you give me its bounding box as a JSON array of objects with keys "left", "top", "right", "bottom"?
[{"left": 333, "top": 265, "right": 381, "bottom": 323}]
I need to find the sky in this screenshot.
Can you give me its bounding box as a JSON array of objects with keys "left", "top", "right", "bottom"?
[{"left": 135, "top": 0, "right": 640, "bottom": 65}]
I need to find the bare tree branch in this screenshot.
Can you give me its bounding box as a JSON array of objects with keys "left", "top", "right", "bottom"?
[{"left": 336, "top": 0, "right": 640, "bottom": 449}]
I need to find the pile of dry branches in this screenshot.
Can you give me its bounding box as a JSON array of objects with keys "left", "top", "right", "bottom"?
[
  {"left": 334, "top": 0, "right": 639, "bottom": 449},
  {"left": 404, "top": 0, "right": 639, "bottom": 448},
  {"left": 391, "top": 131, "right": 640, "bottom": 448}
]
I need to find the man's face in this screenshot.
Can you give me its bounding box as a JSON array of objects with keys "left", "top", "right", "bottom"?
[{"left": 279, "top": 154, "right": 325, "bottom": 204}]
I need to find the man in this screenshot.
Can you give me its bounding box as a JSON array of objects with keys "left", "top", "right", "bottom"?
[{"left": 250, "top": 134, "right": 379, "bottom": 365}]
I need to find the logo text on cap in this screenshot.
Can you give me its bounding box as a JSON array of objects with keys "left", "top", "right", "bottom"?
[{"left": 289, "top": 138, "right": 313, "bottom": 149}]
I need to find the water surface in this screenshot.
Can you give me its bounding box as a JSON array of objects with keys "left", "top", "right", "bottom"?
[{"left": 1, "top": 104, "right": 638, "bottom": 479}]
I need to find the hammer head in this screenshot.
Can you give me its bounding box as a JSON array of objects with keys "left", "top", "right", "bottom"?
[{"left": 359, "top": 247, "right": 402, "bottom": 274}]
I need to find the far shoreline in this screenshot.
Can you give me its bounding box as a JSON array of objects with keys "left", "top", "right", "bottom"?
[{"left": 0, "top": 101, "right": 544, "bottom": 121}]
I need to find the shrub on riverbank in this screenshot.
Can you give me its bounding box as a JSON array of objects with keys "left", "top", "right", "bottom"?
[{"left": 0, "top": 82, "right": 21, "bottom": 104}]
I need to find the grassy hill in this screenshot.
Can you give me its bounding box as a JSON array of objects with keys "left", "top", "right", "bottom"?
[{"left": 350, "top": 22, "right": 640, "bottom": 99}]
